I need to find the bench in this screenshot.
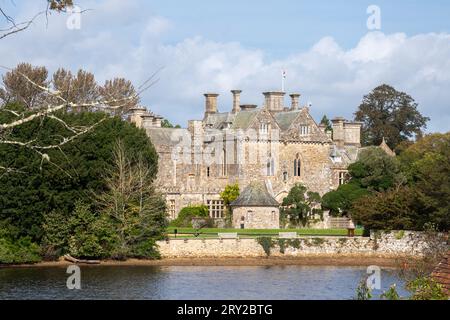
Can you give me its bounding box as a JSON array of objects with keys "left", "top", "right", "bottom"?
[
  {"left": 218, "top": 233, "right": 239, "bottom": 240},
  {"left": 279, "top": 232, "right": 298, "bottom": 239}
]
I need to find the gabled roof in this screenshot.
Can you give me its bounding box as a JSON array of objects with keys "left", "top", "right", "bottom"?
[
  {"left": 274, "top": 110, "right": 302, "bottom": 131},
  {"left": 230, "top": 182, "right": 280, "bottom": 207},
  {"left": 231, "top": 110, "right": 260, "bottom": 130},
  {"left": 204, "top": 112, "right": 235, "bottom": 129},
  {"left": 379, "top": 137, "right": 396, "bottom": 157}
]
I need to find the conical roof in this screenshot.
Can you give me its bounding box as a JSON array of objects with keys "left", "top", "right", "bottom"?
[{"left": 230, "top": 182, "right": 279, "bottom": 207}]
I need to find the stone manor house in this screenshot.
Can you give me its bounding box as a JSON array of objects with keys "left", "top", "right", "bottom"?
[{"left": 128, "top": 90, "right": 365, "bottom": 228}]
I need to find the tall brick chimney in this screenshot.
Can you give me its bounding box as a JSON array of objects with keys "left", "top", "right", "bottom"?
[
  {"left": 290, "top": 93, "right": 301, "bottom": 110},
  {"left": 231, "top": 90, "right": 242, "bottom": 114},
  {"left": 263, "top": 92, "right": 285, "bottom": 112},
  {"left": 204, "top": 93, "right": 219, "bottom": 116}
]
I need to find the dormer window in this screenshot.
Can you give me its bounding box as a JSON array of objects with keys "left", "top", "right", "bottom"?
[
  {"left": 300, "top": 125, "right": 309, "bottom": 136},
  {"left": 260, "top": 123, "right": 269, "bottom": 135}
]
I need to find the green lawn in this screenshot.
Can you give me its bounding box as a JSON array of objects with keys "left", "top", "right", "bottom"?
[{"left": 166, "top": 227, "right": 363, "bottom": 238}]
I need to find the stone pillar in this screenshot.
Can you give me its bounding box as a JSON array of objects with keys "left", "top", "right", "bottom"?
[
  {"left": 204, "top": 93, "right": 219, "bottom": 116},
  {"left": 290, "top": 93, "right": 301, "bottom": 110},
  {"left": 263, "top": 92, "right": 285, "bottom": 112},
  {"left": 231, "top": 90, "right": 242, "bottom": 114},
  {"left": 153, "top": 116, "right": 162, "bottom": 128},
  {"left": 128, "top": 107, "right": 147, "bottom": 128},
  {"left": 331, "top": 117, "right": 345, "bottom": 148}
]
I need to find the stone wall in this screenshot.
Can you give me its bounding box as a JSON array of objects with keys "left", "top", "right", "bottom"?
[
  {"left": 157, "top": 231, "right": 448, "bottom": 259},
  {"left": 232, "top": 206, "right": 280, "bottom": 229}
]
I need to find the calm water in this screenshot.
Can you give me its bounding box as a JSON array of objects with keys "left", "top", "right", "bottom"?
[{"left": 0, "top": 266, "right": 408, "bottom": 300}]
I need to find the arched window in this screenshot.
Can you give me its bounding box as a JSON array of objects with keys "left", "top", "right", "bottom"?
[
  {"left": 294, "top": 154, "right": 301, "bottom": 177},
  {"left": 267, "top": 157, "right": 275, "bottom": 176}
]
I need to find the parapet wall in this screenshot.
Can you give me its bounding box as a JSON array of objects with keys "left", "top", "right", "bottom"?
[{"left": 157, "top": 231, "right": 448, "bottom": 259}]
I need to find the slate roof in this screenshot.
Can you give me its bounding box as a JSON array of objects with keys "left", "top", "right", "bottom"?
[
  {"left": 230, "top": 182, "right": 280, "bottom": 207},
  {"left": 204, "top": 113, "right": 235, "bottom": 129},
  {"left": 432, "top": 251, "right": 450, "bottom": 296},
  {"left": 231, "top": 110, "right": 259, "bottom": 130},
  {"left": 274, "top": 110, "right": 302, "bottom": 131}
]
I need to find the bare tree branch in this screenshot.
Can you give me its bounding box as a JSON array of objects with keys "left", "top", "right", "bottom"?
[{"left": 0, "top": 63, "right": 161, "bottom": 174}]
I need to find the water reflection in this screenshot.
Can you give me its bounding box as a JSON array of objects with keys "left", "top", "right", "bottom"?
[{"left": 0, "top": 266, "right": 409, "bottom": 300}]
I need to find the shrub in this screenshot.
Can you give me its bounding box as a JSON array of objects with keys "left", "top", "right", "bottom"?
[
  {"left": 0, "top": 237, "right": 41, "bottom": 264},
  {"left": 171, "top": 205, "right": 209, "bottom": 228},
  {"left": 256, "top": 237, "right": 275, "bottom": 257}
]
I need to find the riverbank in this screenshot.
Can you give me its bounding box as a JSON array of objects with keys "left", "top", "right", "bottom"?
[{"left": 1, "top": 255, "right": 411, "bottom": 268}]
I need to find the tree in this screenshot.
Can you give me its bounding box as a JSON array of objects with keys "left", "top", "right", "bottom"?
[
  {"left": 281, "top": 184, "right": 322, "bottom": 227},
  {"left": 348, "top": 147, "right": 404, "bottom": 191},
  {"left": 322, "top": 147, "right": 400, "bottom": 217},
  {"left": 350, "top": 133, "right": 450, "bottom": 232},
  {"left": 0, "top": 63, "right": 150, "bottom": 174},
  {"left": 0, "top": 63, "right": 49, "bottom": 108},
  {"left": 97, "top": 139, "right": 167, "bottom": 259},
  {"left": 53, "top": 68, "right": 100, "bottom": 105},
  {"left": 355, "top": 84, "right": 429, "bottom": 149},
  {"left": 320, "top": 115, "right": 333, "bottom": 132},
  {"left": 398, "top": 133, "right": 450, "bottom": 231},
  {"left": 350, "top": 187, "right": 421, "bottom": 231},
  {"left": 322, "top": 183, "right": 369, "bottom": 217},
  {"left": 161, "top": 119, "right": 181, "bottom": 128},
  {"left": 220, "top": 184, "right": 240, "bottom": 226},
  {"left": 0, "top": 112, "right": 158, "bottom": 241},
  {"left": 99, "top": 78, "right": 140, "bottom": 114}
]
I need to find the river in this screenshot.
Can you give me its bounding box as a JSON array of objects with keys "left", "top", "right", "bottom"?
[{"left": 0, "top": 265, "right": 409, "bottom": 300}]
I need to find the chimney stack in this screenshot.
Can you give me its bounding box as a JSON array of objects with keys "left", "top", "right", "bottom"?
[
  {"left": 231, "top": 90, "right": 242, "bottom": 114},
  {"left": 263, "top": 92, "right": 285, "bottom": 112},
  {"left": 290, "top": 93, "right": 301, "bottom": 110},
  {"left": 204, "top": 93, "right": 219, "bottom": 116}
]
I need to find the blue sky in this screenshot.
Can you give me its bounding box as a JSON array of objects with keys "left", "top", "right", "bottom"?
[
  {"left": 149, "top": 0, "right": 450, "bottom": 56},
  {"left": 1, "top": 0, "right": 450, "bottom": 132}
]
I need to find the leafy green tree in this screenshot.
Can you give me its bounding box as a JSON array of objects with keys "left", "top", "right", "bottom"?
[
  {"left": 281, "top": 184, "right": 322, "bottom": 227},
  {"left": 161, "top": 119, "right": 181, "bottom": 128},
  {"left": 351, "top": 134, "right": 450, "bottom": 232},
  {"left": 348, "top": 147, "right": 404, "bottom": 191},
  {"left": 0, "top": 111, "right": 158, "bottom": 242},
  {"left": 220, "top": 184, "right": 240, "bottom": 207},
  {"left": 350, "top": 186, "right": 422, "bottom": 231},
  {"left": 322, "top": 147, "right": 398, "bottom": 217},
  {"left": 220, "top": 184, "right": 240, "bottom": 225},
  {"left": 67, "top": 201, "right": 114, "bottom": 259},
  {"left": 320, "top": 115, "right": 333, "bottom": 132},
  {"left": 322, "top": 183, "right": 369, "bottom": 217},
  {"left": 355, "top": 84, "right": 429, "bottom": 149},
  {"left": 0, "top": 237, "right": 41, "bottom": 264},
  {"left": 398, "top": 133, "right": 450, "bottom": 231}
]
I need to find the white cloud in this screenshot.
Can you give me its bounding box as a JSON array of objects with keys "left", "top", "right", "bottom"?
[{"left": 1, "top": 1, "right": 449, "bottom": 132}]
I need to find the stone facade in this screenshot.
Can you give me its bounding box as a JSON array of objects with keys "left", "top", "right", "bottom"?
[{"left": 128, "top": 90, "right": 364, "bottom": 221}]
